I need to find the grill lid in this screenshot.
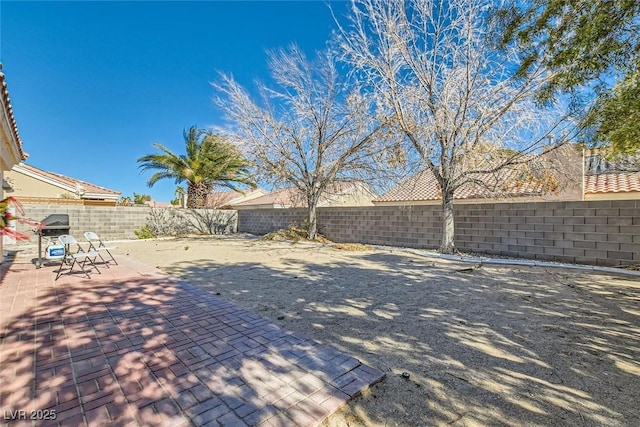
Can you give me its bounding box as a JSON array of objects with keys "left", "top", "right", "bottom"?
[{"left": 41, "top": 214, "right": 69, "bottom": 228}]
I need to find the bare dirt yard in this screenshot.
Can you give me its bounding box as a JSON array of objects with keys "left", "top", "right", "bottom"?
[{"left": 116, "top": 235, "right": 640, "bottom": 427}]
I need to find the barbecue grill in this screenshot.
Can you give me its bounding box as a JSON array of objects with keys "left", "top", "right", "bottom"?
[{"left": 35, "top": 214, "right": 70, "bottom": 268}]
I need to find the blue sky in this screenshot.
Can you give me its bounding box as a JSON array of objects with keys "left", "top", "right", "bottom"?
[{"left": 1, "top": 0, "right": 348, "bottom": 202}]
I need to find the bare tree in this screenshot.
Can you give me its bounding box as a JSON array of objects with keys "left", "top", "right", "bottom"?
[
  {"left": 213, "top": 45, "right": 389, "bottom": 240},
  {"left": 337, "top": 0, "right": 578, "bottom": 253}
]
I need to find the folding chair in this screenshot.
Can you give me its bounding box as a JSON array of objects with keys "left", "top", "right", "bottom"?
[
  {"left": 84, "top": 231, "right": 118, "bottom": 266},
  {"left": 55, "top": 234, "right": 102, "bottom": 280}
]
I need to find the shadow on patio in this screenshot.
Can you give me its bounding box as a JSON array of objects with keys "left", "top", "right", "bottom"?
[{"left": 0, "top": 253, "right": 383, "bottom": 426}]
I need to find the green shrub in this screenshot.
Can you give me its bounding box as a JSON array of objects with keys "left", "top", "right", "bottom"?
[{"left": 134, "top": 225, "right": 156, "bottom": 239}]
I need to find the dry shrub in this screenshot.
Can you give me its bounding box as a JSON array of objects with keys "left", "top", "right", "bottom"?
[
  {"left": 261, "top": 226, "right": 332, "bottom": 244},
  {"left": 333, "top": 243, "right": 374, "bottom": 251}
]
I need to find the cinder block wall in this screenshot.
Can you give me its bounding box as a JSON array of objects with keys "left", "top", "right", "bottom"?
[
  {"left": 238, "top": 200, "right": 640, "bottom": 267},
  {"left": 236, "top": 209, "right": 307, "bottom": 235},
  {"left": 445, "top": 200, "right": 639, "bottom": 266},
  {"left": 15, "top": 205, "right": 238, "bottom": 245},
  {"left": 14, "top": 201, "right": 639, "bottom": 266},
  {"left": 16, "top": 205, "right": 149, "bottom": 244}
]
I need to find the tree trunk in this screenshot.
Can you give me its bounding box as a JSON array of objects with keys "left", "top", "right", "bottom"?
[
  {"left": 187, "top": 182, "right": 211, "bottom": 208},
  {"left": 440, "top": 188, "right": 456, "bottom": 254},
  {"left": 306, "top": 195, "right": 319, "bottom": 240}
]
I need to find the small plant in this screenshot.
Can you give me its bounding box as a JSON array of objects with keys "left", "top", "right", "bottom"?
[
  {"left": 134, "top": 225, "right": 156, "bottom": 239},
  {"left": 183, "top": 245, "right": 189, "bottom": 251},
  {"left": 333, "top": 243, "right": 374, "bottom": 251}
]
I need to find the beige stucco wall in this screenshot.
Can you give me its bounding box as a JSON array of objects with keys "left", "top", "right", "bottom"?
[
  {"left": 585, "top": 192, "right": 640, "bottom": 201},
  {"left": 1, "top": 124, "right": 22, "bottom": 172},
  {"left": 323, "top": 184, "right": 376, "bottom": 207},
  {"left": 236, "top": 185, "right": 377, "bottom": 210},
  {"left": 4, "top": 169, "right": 79, "bottom": 199},
  {"left": 2, "top": 111, "right": 24, "bottom": 261},
  {"left": 235, "top": 203, "right": 277, "bottom": 210},
  {"left": 232, "top": 189, "right": 268, "bottom": 204}
]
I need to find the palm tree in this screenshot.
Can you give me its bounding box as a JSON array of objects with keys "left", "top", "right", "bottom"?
[
  {"left": 138, "top": 126, "right": 254, "bottom": 208},
  {"left": 171, "top": 186, "right": 185, "bottom": 206}
]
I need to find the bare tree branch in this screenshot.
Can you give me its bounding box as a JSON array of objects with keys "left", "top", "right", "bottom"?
[
  {"left": 337, "top": 0, "right": 579, "bottom": 253},
  {"left": 213, "top": 45, "right": 394, "bottom": 239}
]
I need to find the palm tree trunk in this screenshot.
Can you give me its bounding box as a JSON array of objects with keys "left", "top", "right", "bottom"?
[{"left": 187, "top": 182, "right": 212, "bottom": 208}]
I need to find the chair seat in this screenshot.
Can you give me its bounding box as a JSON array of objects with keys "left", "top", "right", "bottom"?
[
  {"left": 84, "top": 232, "right": 118, "bottom": 266},
  {"left": 55, "top": 234, "right": 102, "bottom": 280}
]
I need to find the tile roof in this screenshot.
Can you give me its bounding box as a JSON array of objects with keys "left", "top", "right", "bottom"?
[
  {"left": 234, "top": 182, "right": 369, "bottom": 208},
  {"left": 15, "top": 163, "right": 120, "bottom": 197},
  {"left": 584, "top": 172, "right": 640, "bottom": 194},
  {"left": 206, "top": 190, "right": 240, "bottom": 207},
  {"left": 0, "top": 63, "right": 28, "bottom": 161},
  {"left": 374, "top": 167, "right": 558, "bottom": 203},
  {"left": 205, "top": 189, "right": 265, "bottom": 208},
  {"left": 234, "top": 187, "right": 305, "bottom": 207}
]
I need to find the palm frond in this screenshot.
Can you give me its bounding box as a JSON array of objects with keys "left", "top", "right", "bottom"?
[{"left": 137, "top": 126, "right": 256, "bottom": 197}]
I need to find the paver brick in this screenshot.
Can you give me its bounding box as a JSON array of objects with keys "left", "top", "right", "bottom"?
[
  {"left": 284, "top": 404, "right": 317, "bottom": 426},
  {"left": 0, "top": 255, "right": 384, "bottom": 427},
  {"left": 189, "top": 402, "right": 231, "bottom": 425},
  {"left": 190, "top": 383, "right": 215, "bottom": 403},
  {"left": 234, "top": 401, "right": 260, "bottom": 418},
  {"left": 52, "top": 407, "right": 85, "bottom": 424},
  {"left": 244, "top": 404, "right": 278, "bottom": 426},
  {"left": 84, "top": 406, "right": 111, "bottom": 425},
  {"left": 218, "top": 411, "right": 249, "bottom": 427},
  {"left": 341, "top": 378, "right": 371, "bottom": 397},
  {"left": 105, "top": 401, "right": 136, "bottom": 421},
  {"left": 82, "top": 392, "right": 116, "bottom": 412},
  {"left": 221, "top": 394, "right": 248, "bottom": 410},
  {"left": 174, "top": 390, "right": 199, "bottom": 411}
]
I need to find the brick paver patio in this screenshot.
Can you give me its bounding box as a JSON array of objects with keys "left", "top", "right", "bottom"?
[{"left": 0, "top": 251, "right": 384, "bottom": 426}]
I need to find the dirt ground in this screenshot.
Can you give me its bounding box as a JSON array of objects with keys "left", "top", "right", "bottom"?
[{"left": 114, "top": 235, "right": 640, "bottom": 427}]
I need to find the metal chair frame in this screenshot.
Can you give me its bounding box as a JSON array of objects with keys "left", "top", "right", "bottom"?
[
  {"left": 84, "top": 232, "right": 118, "bottom": 267},
  {"left": 55, "top": 234, "right": 102, "bottom": 280}
]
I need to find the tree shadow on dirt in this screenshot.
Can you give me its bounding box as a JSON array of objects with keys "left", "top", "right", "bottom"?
[{"left": 164, "top": 251, "right": 640, "bottom": 427}]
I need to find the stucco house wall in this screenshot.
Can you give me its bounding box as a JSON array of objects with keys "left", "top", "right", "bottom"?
[
  {"left": 5, "top": 163, "right": 121, "bottom": 205},
  {"left": 4, "top": 169, "right": 79, "bottom": 199},
  {"left": 322, "top": 182, "right": 377, "bottom": 207},
  {"left": 1, "top": 63, "right": 29, "bottom": 261}
]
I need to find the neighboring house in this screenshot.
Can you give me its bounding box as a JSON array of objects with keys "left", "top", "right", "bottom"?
[
  {"left": 1, "top": 63, "right": 29, "bottom": 257},
  {"left": 5, "top": 163, "right": 121, "bottom": 206},
  {"left": 374, "top": 145, "right": 640, "bottom": 205},
  {"left": 583, "top": 172, "right": 640, "bottom": 200},
  {"left": 143, "top": 200, "right": 175, "bottom": 208},
  {"left": 205, "top": 188, "right": 268, "bottom": 209},
  {"left": 582, "top": 150, "right": 640, "bottom": 200},
  {"left": 374, "top": 145, "right": 583, "bottom": 206},
  {"left": 234, "top": 182, "right": 377, "bottom": 210}
]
